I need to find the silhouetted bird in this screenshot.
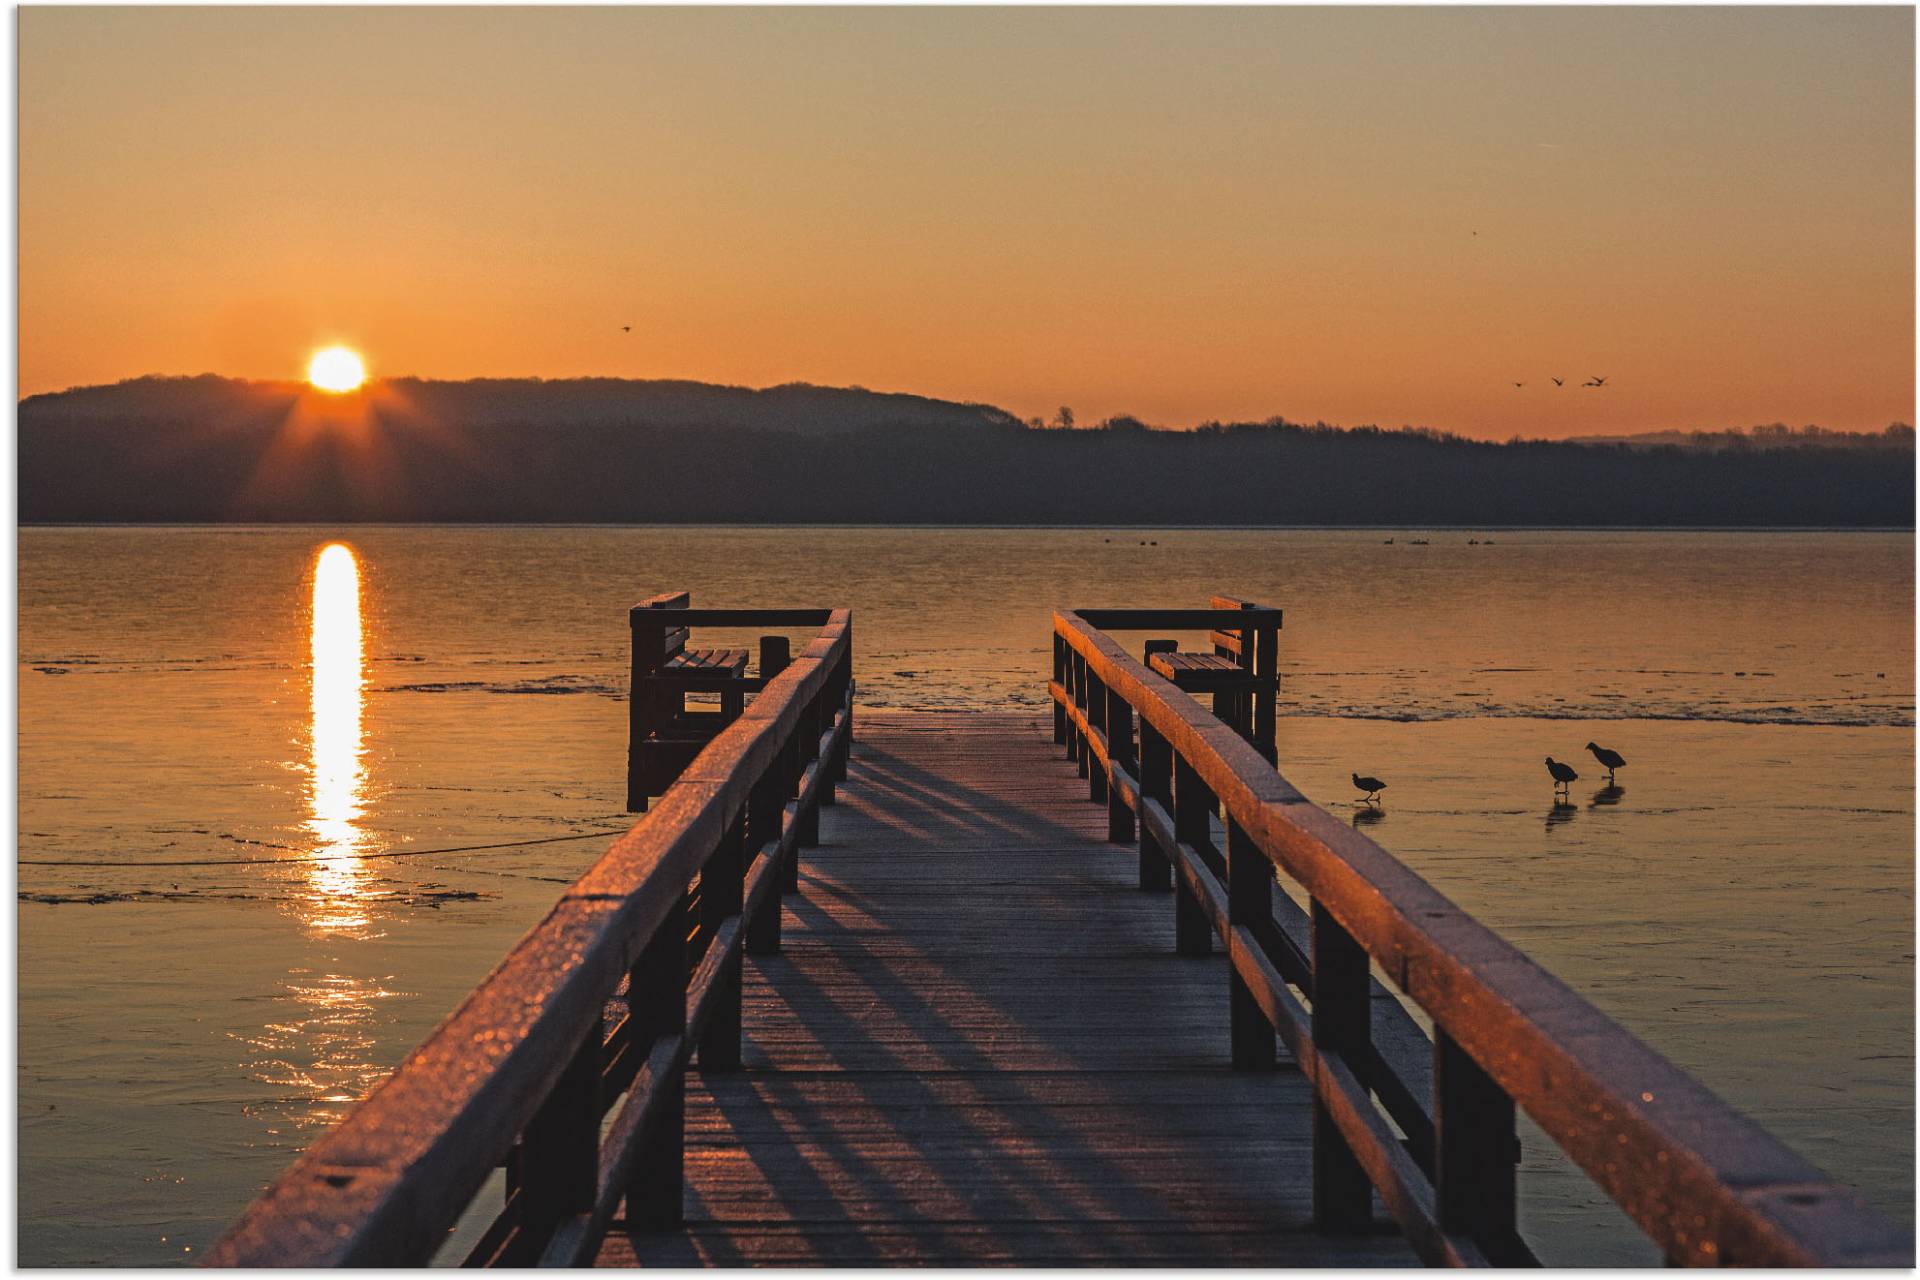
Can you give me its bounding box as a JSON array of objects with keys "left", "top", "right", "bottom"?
[
  {"left": 1545, "top": 757, "right": 1579, "bottom": 793},
  {"left": 1551, "top": 377, "right": 1564, "bottom": 387},
  {"left": 1352, "top": 772, "right": 1386, "bottom": 803},
  {"left": 1585, "top": 741, "right": 1626, "bottom": 780},
  {"left": 1513, "top": 382, "right": 1524, "bottom": 388},
  {"left": 621, "top": 325, "right": 632, "bottom": 332},
  {"left": 1583, "top": 376, "right": 1607, "bottom": 387}
]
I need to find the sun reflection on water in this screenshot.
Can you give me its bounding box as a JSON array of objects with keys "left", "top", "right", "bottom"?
[
  {"left": 236, "top": 543, "right": 399, "bottom": 1139},
  {"left": 305, "top": 543, "right": 373, "bottom": 933}
]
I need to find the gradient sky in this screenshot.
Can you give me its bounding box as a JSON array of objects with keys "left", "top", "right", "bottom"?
[{"left": 20, "top": 6, "right": 1916, "bottom": 438}]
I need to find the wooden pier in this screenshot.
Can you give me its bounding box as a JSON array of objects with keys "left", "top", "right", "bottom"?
[
  {"left": 206, "top": 599, "right": 1911, "bottom": 1268},
  {"left": 599, "top": 708, "right": 1410, "bottom": 1266}
]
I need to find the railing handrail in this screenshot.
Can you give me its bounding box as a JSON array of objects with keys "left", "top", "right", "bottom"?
[
  {"left": 206, "top": 607, "right": 853, "bottom": 1267},
  {"left": 1052, "top": 605, "right": 1909, "bottom": 1267}
]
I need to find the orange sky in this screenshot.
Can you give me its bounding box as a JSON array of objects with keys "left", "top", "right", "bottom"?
[{"left": 19, "top": 6, "right": 1915, "bottom": 438}]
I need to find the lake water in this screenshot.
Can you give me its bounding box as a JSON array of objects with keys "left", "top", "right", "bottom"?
[{"left": 16, "top": 526, "right": 1914, "bottom": 1265}]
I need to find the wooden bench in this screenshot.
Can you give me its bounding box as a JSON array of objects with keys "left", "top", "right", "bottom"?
[
  {"left": 1141, "top": 596, "right": 1280, "bottom": 760},
  {"left": 628, "top": 592, "right": 753, "bottom": 810}
]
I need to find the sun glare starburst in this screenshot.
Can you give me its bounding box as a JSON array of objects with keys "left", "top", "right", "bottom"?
[{"left": 307, "top": 346, "right": 367, "bottom": 393}]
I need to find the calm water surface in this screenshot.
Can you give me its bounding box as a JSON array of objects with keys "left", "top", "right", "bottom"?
[{"left": 17, "top": 527, "right": 1914, "bottom": 1265}]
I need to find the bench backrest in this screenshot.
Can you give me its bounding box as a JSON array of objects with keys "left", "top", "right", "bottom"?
[{"left": 633, "top": 591, "right": 691, "bottom": 671}]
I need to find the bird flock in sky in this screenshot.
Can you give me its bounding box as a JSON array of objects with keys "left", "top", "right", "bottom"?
[{"left": 1513, "top": 376, "right": 1608, "bottom": 389}]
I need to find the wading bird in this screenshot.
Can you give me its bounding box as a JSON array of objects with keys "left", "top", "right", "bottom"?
[
  {"left": 1585, "top": 741, "right": 1626, "bottom": 780},
  {"left": 1545, "top": 756, "right": 1579, "bottom": 795},
  {"left": 1352, "top": 772, "right": 1387, "bottom": 803}
]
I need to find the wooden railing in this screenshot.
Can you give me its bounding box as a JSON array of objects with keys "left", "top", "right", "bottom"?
[
  {"left": 1050, "top": 601, "right": 1910, "bottom": 1267},
  {"left": 205, "top": 604, "right": 854, "bottom": 1267}
]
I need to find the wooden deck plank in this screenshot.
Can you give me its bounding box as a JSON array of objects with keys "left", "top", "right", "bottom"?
[{"left": 596, "top": 710, "right": 1415, "bottom": 1267}]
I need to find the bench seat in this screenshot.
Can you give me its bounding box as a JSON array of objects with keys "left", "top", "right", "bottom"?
[
  {"left": 1148, "top": 651, "right": 1261, "bottom": 691},
  {"left": 664, "top": 648, "right": 749, "bottom": 677}
]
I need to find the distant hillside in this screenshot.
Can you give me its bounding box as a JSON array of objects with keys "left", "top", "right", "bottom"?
[
  {"left": 1565, "top": 423, "right": 1914, "bottom": 452},
  {"left": 19, "top": 374, "right": 1020, "bottom": 435},
  {"left": 17, "top": 379, "right": 1915, "bottom": 526}
]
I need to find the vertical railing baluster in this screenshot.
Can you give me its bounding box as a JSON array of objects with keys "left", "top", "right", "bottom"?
[
  {"left": 1105, "top": 686, "right": 1135, "bottom": 844},
  {"left": 1138, "top": 721, "right": 1172, "bottom": 891},
  {"left": 518, "top": 1021, "right": 601, "bottom": 1244},
  {"left": 817, "top": 680, "right": 841, "bottom": 808},
  {"left": 840, "top": 619, "right": 855, "bottom": 782},
  {"left": 782, "top": 718, "right": 805, "bottom": 895},
  {"left": 1052, "top": 631, "right": 1068, "bottom": 745},
  {"left": 744, "top": 766, "right": 786, "bottom": 956},
  {"left": 1435, "top": 1029, "right": 1520, "bottom": 1258},
  {"left": 626, "top": 897, "right": 688, "bottom": 1230},
  {"left": 697, "top": 814, "right": 745, "bottom": 1072},
  {"left": 795, "top": 693, "right": 822, "bottom": 848},
  {"left": 822, "top": 648, "right": 850, "bottom": 796},
  {"left": 1226, "top": 818, "right": 1277, "bottom": 1070},
  {"left": 1311, "top": 898, "right": 1373, "bottom": 1232},
  {"left": 1087, "top": 670, "right": 1109, "bottom": 806},
  {"left": 1255, "top": 612, "right": 1279, "bottom": 764},
  {"left": 1072, "top": 650, "right": 1090, "bottom": 777},
  {"left": 1172, "top": 757, "right": 1212, "bottom": 955},
  {"left": 758, "top": 636, "right": 797, "bottom": 894},
  {"left": 1066, "top": 646, "right": 1083, "bottom": 768},
  {"left": 627, "top": 608, "right": 665, "bottom": 813}
]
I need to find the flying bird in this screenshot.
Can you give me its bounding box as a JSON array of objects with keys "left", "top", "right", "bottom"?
[
  {"left": 1585, "top": 742, "right": 1626, "bottom": 780},
  {"left": 1551, "top": 377, "right": 1564, "bottom": 387},
  {"left": 1352, "top": 772, "right": 1387, "bottom": 803},
  {"left": 621, "top": 325, "right": 632, "bottom": 333},
  {"left": 1545, "top": 757, "right": 1579, "bottom": 794},
  {"left": 1514, "top": 382, "right": 1525, "bottom": 389},
  {"left": 1583, "top": 376, "right": 1608, "bottom": 387}
]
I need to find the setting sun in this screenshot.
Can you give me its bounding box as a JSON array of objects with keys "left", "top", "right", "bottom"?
[{"left": 307, "top": 346, "right": 367, "bottom": 393}]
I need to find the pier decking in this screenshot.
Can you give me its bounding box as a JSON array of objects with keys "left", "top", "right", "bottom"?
[{"left": 596, "top": 710, "right": 1412, "bottom": 1266}]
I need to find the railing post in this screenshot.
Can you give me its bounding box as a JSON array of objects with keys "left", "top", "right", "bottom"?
[
  {"left": 1226, "top": 819, "right": 1277, "bottom": 1070},
  {"left": 698, "top": 814, "right": 745, "bottom": 1072},
  {"left": 517, "top": 1021, "right": 601, "bottom": 1244},
  {"left": 1435, "top": 1029, "right": 1520, "bottom": 1257},
  {"left": 840, "top": 617, "right": 855, "bottom": 783},
  {"left": 745, "top": 767, "right": 786, "bottom": 956},
  {"left": 1311, "top": 898, "right": 1373, "bottom": 1232},
  {"left": 1172, "top": 757, "right": 1212, "bottom": 955},
  {"left": 1086, "top": 670, "right": 1109, "bottom": 806},
  {"left": 817, "top": 683, "right": 841, "bottom": 807},
  {"left": 822, "top": 648, "right": 851, "bottom": 796},
  {"left": 627, "top": 609, "right": 665, "bottom": 813},
  {"left": 1052, "top": 632, "right": 1068, "bottom": 745},
  {"left": 1255, "top": 612, "right": 1279, "bottom": 764},
  {"left": 1105, "top": 686, "right": 1135, "bottom": 844},
  {"left": 626, "top": 895, "right": 688, "bottom": 1230},
  {"left": 1138, "top": 721, "right": 1172, "bottom": 891},
  {"left": 796, "top": 693, "right": 823, "bottom": 844},
  {"left": 760, "top": 635, "right": 791, "bottom": 687},
  {"left": 758, "top": 636, "right": 800, "bottom": 892},
  {"left": 1071, "top": 651, "right": 1089, "bottom": 775}
]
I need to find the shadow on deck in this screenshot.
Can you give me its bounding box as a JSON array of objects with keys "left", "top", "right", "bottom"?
[{"left": 596, "top": 711, "right": 1414, "bottom": 1267}]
